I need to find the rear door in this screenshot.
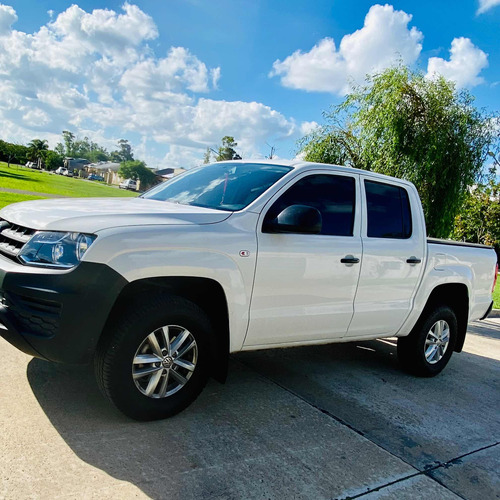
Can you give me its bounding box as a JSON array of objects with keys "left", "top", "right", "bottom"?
[{"left": 346, "top": 178, "right": 426, "bottom": 337}]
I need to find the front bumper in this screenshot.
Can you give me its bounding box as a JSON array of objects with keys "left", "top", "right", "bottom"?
[{"left": 0, "top": 257, "right": 127, "bottom": 364}]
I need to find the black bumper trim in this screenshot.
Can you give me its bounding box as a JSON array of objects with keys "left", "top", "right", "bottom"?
[{"left": 0, "top": 261, "right": 127, "bottom": 364}]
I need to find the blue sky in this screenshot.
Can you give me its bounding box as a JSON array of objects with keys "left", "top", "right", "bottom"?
[{"left": 1, "top": 0, "right": 499, "bottom": 168}]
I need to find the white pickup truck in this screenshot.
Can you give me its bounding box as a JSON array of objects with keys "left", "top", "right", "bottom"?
[{"left": 0, "top": 160, "right": 497, "bottom": 420}]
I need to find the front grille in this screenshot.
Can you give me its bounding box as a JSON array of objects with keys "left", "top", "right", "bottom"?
[{"left": 0, "top": 219, "right": 36, "bottom": 261}]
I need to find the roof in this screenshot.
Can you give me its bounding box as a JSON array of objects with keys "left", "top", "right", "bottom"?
[
  {"left": 213, "top": 159, "right": 414, "bottom": 188},
  {"left": 155, "top": 168, "right": 175, "bottom": 176},
  {"left": 66, "top": 158, "right": 90, "bottom": 165},
  {"left": 87, "top": 162, "right": 121, "bottom": 172}
]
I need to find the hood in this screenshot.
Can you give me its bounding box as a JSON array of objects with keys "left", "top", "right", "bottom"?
[{"left": 0, "top": 197, "right": 232, "bottom": 233}]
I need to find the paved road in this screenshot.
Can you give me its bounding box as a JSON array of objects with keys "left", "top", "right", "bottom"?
[{"left": 0, "top": 317, "right": 498, "bottom": 499}]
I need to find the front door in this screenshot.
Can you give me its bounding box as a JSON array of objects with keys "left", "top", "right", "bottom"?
[{"left": 244, "top": 171, "right": 362, "bottom": 347}]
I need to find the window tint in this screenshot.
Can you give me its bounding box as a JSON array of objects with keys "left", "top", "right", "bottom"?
[
  {"left": 365, "top": 180, "right": 412, "bottom": 239},
  {"left": 263, "top": 174, "right": 356, "bottom": 236}
]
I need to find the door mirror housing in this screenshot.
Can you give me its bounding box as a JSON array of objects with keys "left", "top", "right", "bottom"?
[{"left": 264, "top": 205, "right": 322, "bottom": 234}]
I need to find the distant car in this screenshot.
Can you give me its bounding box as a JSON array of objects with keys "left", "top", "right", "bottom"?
[
  {"left": 25, "top": 161, "right": 41, "bottom": 170},
  {"left": 119, "top": 179, "right": 137, "bottom": 190},
  {"left": 63, "top": 170, "right": 74, "bottom": 177},
  {"left": 55, "top": 167, "right": 66, "bottom": 175},
  {"left": 88, "top": 174, "right": 105, "bottom": 181}
]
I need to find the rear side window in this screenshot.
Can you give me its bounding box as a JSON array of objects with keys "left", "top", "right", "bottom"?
[
  {"left": 365, "top": 180, "right": 412, "bottom": 239},
  {"left": 264, "top": 174, "right": 356, "bottom": 236}
]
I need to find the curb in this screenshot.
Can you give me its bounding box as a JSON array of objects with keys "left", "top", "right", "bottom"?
[{"left": 489, "top": 309, "right": 500, "bottom": 319}]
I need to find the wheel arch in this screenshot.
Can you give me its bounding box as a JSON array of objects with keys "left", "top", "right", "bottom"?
[
  {"left": 103, "top": 276, "right": 230, "bottom": 383},
  {"left": 418, "top": 283, "right": 469, "bottom": 353}
]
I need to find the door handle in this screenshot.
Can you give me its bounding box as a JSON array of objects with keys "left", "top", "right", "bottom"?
[
  {"left": 341, "top": 255, "right": 360, "bottom": 264},
  {"left": 406, "top": 256, "right": 421, "bottom": 264}
]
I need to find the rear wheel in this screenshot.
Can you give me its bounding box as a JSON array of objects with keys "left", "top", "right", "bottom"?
[
  {"left": 95, "top": 294, "right": 211, "bottom": 420},
  {"left": 397, "top": 305, "right": 457, "bottom": 377}
]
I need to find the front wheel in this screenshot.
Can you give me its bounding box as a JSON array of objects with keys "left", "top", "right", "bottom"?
[
  {"left": 397, "top": 305, "right": 457, "bottom": 377},
  {"left": 94, "top": 295, "right": 211, "bottom": 420}
]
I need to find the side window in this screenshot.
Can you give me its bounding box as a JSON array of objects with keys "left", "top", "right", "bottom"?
[
  {"left": 365, "top": 180, "right": 412, "bottom": 239},
  {"left": 263, "top": 174, "right": 356, "bottom": 236}
]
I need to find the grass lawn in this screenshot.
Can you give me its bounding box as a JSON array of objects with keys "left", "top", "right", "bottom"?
[
  {"left": 0, "top": 192, "right": 46, "bottom": 209},
  {"left": 0, "top": 162, "right": 137, "bottom": 207},
  {"left": 493, "top": 279, "right": 500, "bottom": 310}
]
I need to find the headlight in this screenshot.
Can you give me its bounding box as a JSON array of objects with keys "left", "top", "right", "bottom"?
[{"left": 18, "top": 232, "right": 96, "bottom": 268}]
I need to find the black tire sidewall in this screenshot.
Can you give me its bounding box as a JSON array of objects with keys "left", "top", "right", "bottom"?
[
  {"left": 399, "top": 306, "right": 457, "bottom": 377},
  {"left": 102, "top": 297, "right": 211, "bottom": 420}
]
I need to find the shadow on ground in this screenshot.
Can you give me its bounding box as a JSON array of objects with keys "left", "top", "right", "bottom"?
[
  {"left": 26, "top": 335, "right": 499, "bottom": 499},
  {"left": 0, "top": 169, "right": 38, "bottom": 181},
  {"left": 467, "top": 319, "right": 500, "bottom": 340}
]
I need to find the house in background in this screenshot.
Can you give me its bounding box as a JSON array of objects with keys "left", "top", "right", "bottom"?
[
  {"left": 85, "top": 162, "right": 121, "bottom": 185},
  {"left": 82, "top": 163, "right": 186, "bottom": 191},
  {"left": 154, "top": 167, "right": 186, "bottom": 182},
  {"left": 64, "top": 158, "right": 90, "bottom": 175}
]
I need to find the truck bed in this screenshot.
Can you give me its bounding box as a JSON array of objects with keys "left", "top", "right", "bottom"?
[{"left": 427, "top": 238, "right": 493, "bottom": 250}]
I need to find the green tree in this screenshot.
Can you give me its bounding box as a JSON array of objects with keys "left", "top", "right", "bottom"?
[
  {"left": 62, "top": 130, "right": 75, "bottom": 156},
  {"left": 119, "top": 160, "right": 156, "bottom": 188},
  {"left": 55, "top": 142, "right": 65, "bottom": 156},
  {"left": 451, "top": 181, "right": 500, "bottom": 261},
  {"left": 299, "top": 66, "right": 497, "bottom": 237},
  {"left": 111, "top": 139, "right": 134, "bottom": 162},
  {"left": 44, "top": 150, "right": 64, "bottom": 171},
  {"left": 86, "top": 148, "right": 109, "bottom": 163},
  {"left": 72, "top": 136, "right": 109, "bottom": 162},
  {"left": 0, "top": 140, "right": 29, "bottom": 166},
  {"left": 57, "top": 132, "right": 110, "bottom": 162},
  {"left": 27, "top": 139, "right": 49, "bottom": 168},
  {"left": 216, "top": 136, "right": 239, "bottom": 161}
]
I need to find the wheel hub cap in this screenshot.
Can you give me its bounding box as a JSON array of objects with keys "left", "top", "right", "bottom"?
[
  {"left": 161, "top": 356, "right": 174, "bottom": 369},
  {"left": 132, "top": 325, "right": 198, "bottom": 399},
  {"left": 424, "top": 319, "right": 450, "bottom": 365}
]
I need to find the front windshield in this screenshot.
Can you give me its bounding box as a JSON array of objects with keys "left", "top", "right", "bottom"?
[{"left": 142, "top": 163, "right": 292, "bottom": 211}]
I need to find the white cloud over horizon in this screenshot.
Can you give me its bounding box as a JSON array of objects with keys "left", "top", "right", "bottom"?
[
  {"left": 270, "top": 3, "right": 489, "bottom": 96},
  {"left": 270, "top": 4, "right": 423, "bottom": 95},
  {"left": 0, "top": 2, "right": 298, "bottom": 168}
]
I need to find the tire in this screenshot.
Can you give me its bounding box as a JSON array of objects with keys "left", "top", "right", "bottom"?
[
  {"left": 94, "top": 294, "right": 212, "bottom": 421},
  {"left": 397, "top": 305, "right": 457, "bottom": 377}
]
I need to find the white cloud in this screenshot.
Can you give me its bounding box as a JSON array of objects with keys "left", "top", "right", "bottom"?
[
  {"left": 270, "top": 4, "right": 423, "bottom": 95},
  {"left": 477, "top": 0, "right": 500, "bottom": 14},
  {"left": 120, "top": 46, "right": 219, "bottom": 95},
  {"left": 426, "top": 38, "right": 488, "bottom": 88},
  {"left": 161, "top": 145, "right": 206, "bottom": 169},
  {"left": 300, "top": 121, "right": 319, "bottom": 136},
  {"left": 0, "top": 3, "right": 297, "bottom": 167},
  {"left": 22, "top": 108, "right": 51, "bottom": 128},
  {"left": 0, "top": 3, "right": 16, "bottom": 35}
]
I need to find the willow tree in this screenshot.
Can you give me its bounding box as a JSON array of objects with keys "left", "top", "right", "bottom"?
[{"left": 299, "top": 66, "right": 497, "bottom": 238}]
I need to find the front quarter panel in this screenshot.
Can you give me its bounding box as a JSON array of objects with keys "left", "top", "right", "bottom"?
[{"left": 83, "top": 213, "right": 258, "bottom": 352}]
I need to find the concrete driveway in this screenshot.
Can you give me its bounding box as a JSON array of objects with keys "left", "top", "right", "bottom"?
[{"left": 1, "top": 317, "right": 498, "bottom": 499}]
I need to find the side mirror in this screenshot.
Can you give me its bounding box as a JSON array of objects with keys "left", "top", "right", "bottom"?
[{"left": 264, "top": 205, "right": 322, "bottom": 234}]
